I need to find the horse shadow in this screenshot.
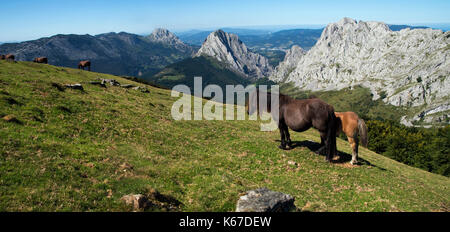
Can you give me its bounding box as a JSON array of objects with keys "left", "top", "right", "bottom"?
[{"left": 278, "top": 140, "right": 387, "bottom": 171}]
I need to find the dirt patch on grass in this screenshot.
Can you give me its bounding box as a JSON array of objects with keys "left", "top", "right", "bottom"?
[
  {"left": 335, "top": 162, "right": 359, "bottom": 168},
  {"left": 2, "top": 115, "right": 23, "bottom": 125}
]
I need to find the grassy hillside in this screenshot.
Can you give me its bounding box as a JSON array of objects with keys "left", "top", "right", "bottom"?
[
  {"left": 0, "top": 61, "right": 449, "bottom": 212},
  {"left": 279, "top": 83, "right": 450, "bottom": 178}
]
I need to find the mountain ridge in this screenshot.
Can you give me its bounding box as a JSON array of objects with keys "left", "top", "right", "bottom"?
[{"left": 0, "top": 30, "right": 195, "bottom": 77}]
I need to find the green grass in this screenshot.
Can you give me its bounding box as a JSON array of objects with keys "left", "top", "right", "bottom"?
[{"left": 0, "top": 61, "right": 449, "bottom": 212}]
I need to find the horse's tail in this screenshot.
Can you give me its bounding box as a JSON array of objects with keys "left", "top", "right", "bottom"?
[
  {"left": 357, "top": 118, "right": 368, "bottom": 147},
  {"left": 326, "top": 108, "right": 338, "bottom": 162}
]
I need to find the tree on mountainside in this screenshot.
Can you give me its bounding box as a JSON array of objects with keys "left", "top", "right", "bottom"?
[{"left": 367, "top": 120, "right": 450, "bottom": 176}]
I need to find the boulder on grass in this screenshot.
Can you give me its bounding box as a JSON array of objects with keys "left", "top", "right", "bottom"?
[
  {"left": 89, "top": 81, "right": 107, "bottom": 88},
  {"left": 132, "top": 86, "right": 150, "bottom": 93},
  {"left": 121, "top": 84, "right": 136, "bottom": 89},
  {"left": 121, "top": 194, "right": 149, "bottom": 211},
  {"left": 101, "top": 79, "right": 120, "bottom": 86},
  {"left": 236, "top": 188, "right": 295, "bottom": 212},
  {"left": 65, "top": 84, "right": 84, "bottom": 91}
]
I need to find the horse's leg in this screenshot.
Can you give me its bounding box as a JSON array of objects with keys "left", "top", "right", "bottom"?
[
  {"left": 278, "top": 120, "right": 287, "bottom": 150},
  {"left": 282, "top": 122, "right": 292, "bottom": 149},
  {"left": 320, "top": 132, "right": 327, "bottom": 147},
  {"left": 313, "top": 131, "right": 327, "bottom": 156},
  {"left": 348, "top": 136, "right": 359, "bottom": 165}
]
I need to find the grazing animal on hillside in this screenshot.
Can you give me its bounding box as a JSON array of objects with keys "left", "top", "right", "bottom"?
[
  {"left": 5, "top": 54, "right": 15, "bottom": 61},
  {"left": 0, "top": 55, "right": 5, "bottom": 60},
  {"left": 247, "top": 89, "right": 338, "bottom": 162},
  {"left": 33, "top": 57, "right": 48, "bottom": 64},
  {"left": 334, "top": 112, "right": 368, "bottom": 165},
  {"left": 78, "top": 60, "right": 91, "bottom": 71}
]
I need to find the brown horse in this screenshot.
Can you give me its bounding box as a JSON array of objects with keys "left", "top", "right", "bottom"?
[
  {"left": 335, "top": 112, "right": 368, "bottom": 165},
  {"left": 247, "top": 89, "right": 338, "bottom": 162},
  {"left": 0, "top": 55, "right": 5, "bottom": 60},
  {"left": 34, "top": 57, "right": 48, "bottom": 64},
  {"left": 5, "top": 54, "right": 15, "bottom": 61},
  {"left": 78, "top": 60, "right": 91, "bottom": 71}
]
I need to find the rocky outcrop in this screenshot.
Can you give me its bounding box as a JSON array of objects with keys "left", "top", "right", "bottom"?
[
  {"left": 271, "top": 17, "right": 450, "bottom": 126},
  {"left": 132, "top": 86, "right": 150, "bottom": 93},
  {"left": 91, "top": 78, "right": 150, "bottom": 93},
  {"left": 100, "top": 78, "right": 120, "bottom": 86},
  {"left": 196, "top": 30, "right": 273, "bottom": 80},
  {"left": 64, "top": 84, "right": 84, "bottom": 91},
  {"left": 148, "top": 28, "right": 195, "bottom": 55},
  {"left": 270, "top": 45, "right": 306, "bottom": 82},
  {"left": 121, "top": 194, "right": 149, "bottom": 211},
  {"left": 236, "top": 188, "right": 295, "bottom": 212}
]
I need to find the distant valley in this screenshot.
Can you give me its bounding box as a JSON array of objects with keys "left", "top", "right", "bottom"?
[
  {"left": 148, "top": 55, "right": 250, "bottom": 90},
  {"left": 178, "top": 28, "right": 323, "bottom": 51}
]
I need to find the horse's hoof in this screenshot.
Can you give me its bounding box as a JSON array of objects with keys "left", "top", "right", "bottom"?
[{"left": 278, "top": 145, "right": 287, "bottom": 150}]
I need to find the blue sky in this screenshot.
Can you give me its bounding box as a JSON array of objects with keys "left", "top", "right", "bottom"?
[{"left": 1, "top": 0, "right": 449, "bottom": 42}]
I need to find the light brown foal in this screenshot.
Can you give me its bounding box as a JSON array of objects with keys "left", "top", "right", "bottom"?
[{"left": 335, "top": 112, "right": 368, "bottom": 165}]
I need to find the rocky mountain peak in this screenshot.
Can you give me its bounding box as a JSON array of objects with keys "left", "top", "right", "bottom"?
[
  {"left": 149, "top": 28, "right": 178, "bottom": 42},
  {"left": 148, "top": 28, "right": 195, "bottom": 55},
  {"left": 319, "top": 18, "right": 391, "bottom": 47},
  {"left": 213, "top": 29, "right": 228, "bottom": 38},
  {"left": 196, "top": 30, "right": 273, "bottom": 79}
]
